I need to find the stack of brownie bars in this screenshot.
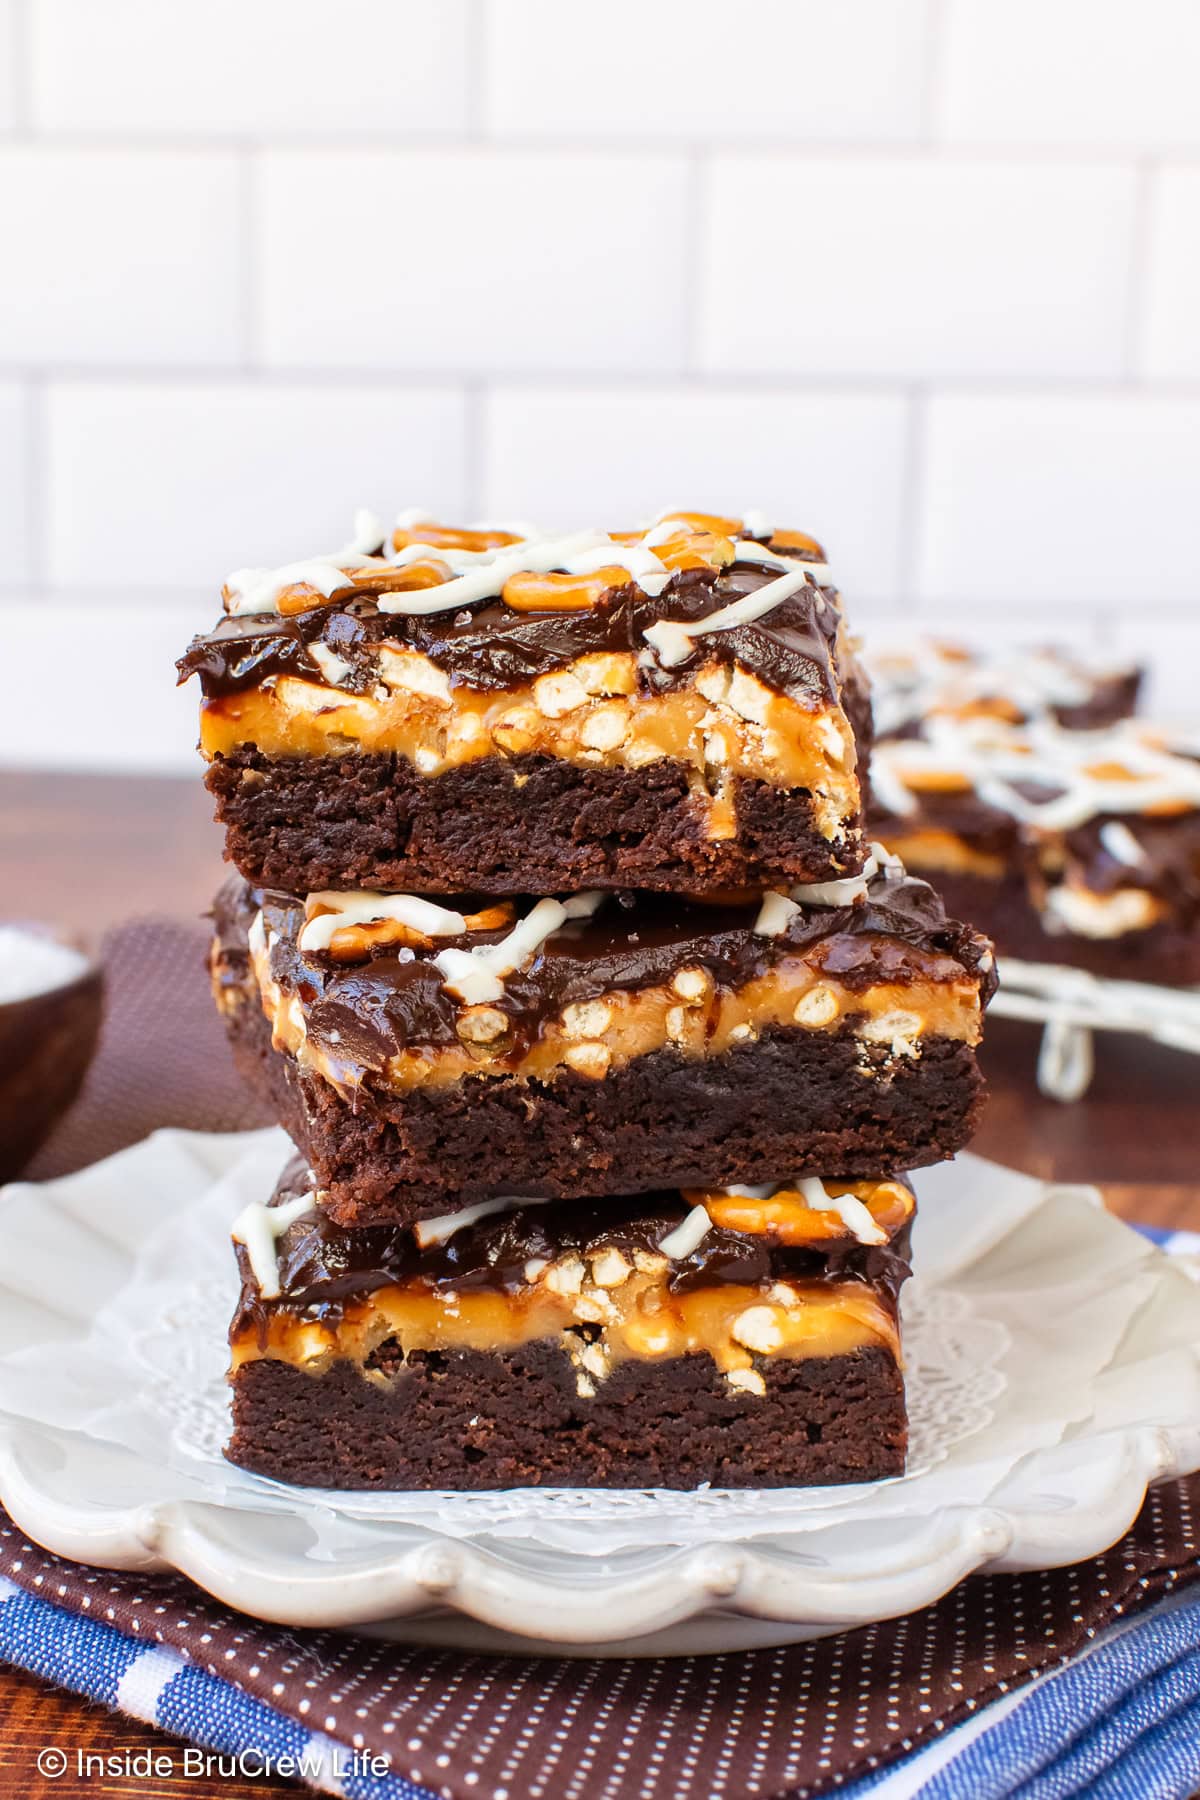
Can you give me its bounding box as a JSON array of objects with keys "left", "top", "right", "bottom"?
[{"left": 179, "top": 509, "right": 996, "bottom": 1490}]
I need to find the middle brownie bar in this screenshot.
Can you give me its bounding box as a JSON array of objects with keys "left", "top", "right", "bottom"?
[{"left": 213, "top": 852, "right": 995, "bottom": 1226}]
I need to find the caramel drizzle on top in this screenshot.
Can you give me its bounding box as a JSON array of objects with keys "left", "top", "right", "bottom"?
[{"left": 221, "top": 510, "right": 830, "bottom": 621}]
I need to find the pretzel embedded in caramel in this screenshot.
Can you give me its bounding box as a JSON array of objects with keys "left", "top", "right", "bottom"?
[
  {"left": 392, "top": 523, "right": 521, "bottom": 554},
  {"left": 695, "top": 1180, "right": 914, "bottom": 1244},
  {"left": 502, "top": 567, "right": 635, "bottom": 612},
  {"left": 308, "top": 901, "right": 516, "bottom": 963}
]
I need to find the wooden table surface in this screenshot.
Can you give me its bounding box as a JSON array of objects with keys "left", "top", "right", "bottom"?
[{"left": 0, "top": 767, "right": 1197, "bottom": 1798}]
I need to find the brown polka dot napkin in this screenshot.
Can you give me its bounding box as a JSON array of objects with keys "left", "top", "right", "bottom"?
[
  {"left": 6, "top": 921, "right": 1200, "bottom": 1798},
  {"left": 0, "top": 1485, "right": 1198, "bottom": 1800}
]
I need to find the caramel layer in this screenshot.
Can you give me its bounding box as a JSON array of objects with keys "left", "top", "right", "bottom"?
[
  {"left": 231, "top": 1271, "right": 899, "bottom": 1400},
  {"left": 245, "top": 930, "right": 983, "bottom": 1094},
  {"left": 199, "top": 649, "right": 859, "bottom": 846}
]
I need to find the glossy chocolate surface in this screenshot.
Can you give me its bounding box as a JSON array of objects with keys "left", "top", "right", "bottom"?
[
  {"left": 179, "top": 560, "right": 844, "bottom": 704},
  {"left": 232, "top": 1159, "right": 914, "bottom": 1339},
  {"left": 213, "top": 865, "right": 996, "bottom": 1082}
]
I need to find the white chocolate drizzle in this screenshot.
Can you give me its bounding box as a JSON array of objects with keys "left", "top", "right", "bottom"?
[
  {"left": 644, "top": 562, "right": 824, "bottom": 669},
  {"left": 221, "top": 509, "right": 834, "bottom": 634},
  {"left": 657, "top": 1205, "right": 713, "bottom": 1259},
  {"left": 414, "top": 1193, "right": 550, "bottom": 1249},
  {"left": 795, "top": 1177, "right": 888, "bottom": 1246},
  {"left": 299, "top": 892, "right": 467, "bottom": 954},
  {"left": 225, "top": 558, "right": 357, "bottom": 617},
  {"left": 710, "top": 1179, "right": 889, "bottom": 1246},
  {"left": 753, "top": 891, "right": 802, "bottom": 936},
  {"left": 754, "top": 845, "right": 899, "bottom": 933},
  {"left": 232, "top": 1190, "right": 318, "bottom": 1299},
  {"left": 866, "top": 639, "right": 1136, "bottom": 740},
  {"left": 1098, "top": 820, "right": 1144, "bottom": 867},
  {"left": 434, "top": 892, "right": 605, "bottom": 1005},
  {"left": 872, "top": 716, "right": 1200, "bottom": 833}
]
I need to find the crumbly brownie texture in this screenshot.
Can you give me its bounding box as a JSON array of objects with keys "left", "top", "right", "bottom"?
[
  {"left": 207, "top": 748, "right": 858, "bottom": 896},
  {"left": 870, "top": 716, "right": 1200, "bottom": 985},
  {"left": 179, "top": 509, "right": 872, "bottom": 894},
  {"left": 226, "top": 1167, "right": 912, "bottom": 1489},
  {"left": 228, "top": 1347, "right": 907, "bottom": 1490},
  {"left": 212, "top": 865, "right": 994, "bottom": 1223},
  {"left": 227, "top": 990, "right": 982, "bottom": 1223}
]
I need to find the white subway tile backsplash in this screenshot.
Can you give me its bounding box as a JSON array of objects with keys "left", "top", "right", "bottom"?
[
  {"left": 0, "top": 2, "right": 18, "bottom": 131},
  {"left": 3, "top": 3, "right": 1200, "bottom": 776},
  {"left": 482, "top": 386, "right": 910, "bottom": 603},
  {"left": 45, "top": 383, "right": 467, "bottom": 588},
  {"left": 0, "top": 599, "right": 205, "bottom": 772},
  {"left": 1140, "top": 167, "right": 1200, "bottom": 380},
  {"left": 30, "top": 0, "right": 469, "bottom": 137},
  {"left": 0, "top": 383, "right": 29, "bottom": 585},
  {"left": 917, "top": 393, "right": 1200, "bottom": 608},
  {"left": 939, "top": 0, "right": 1200, "bottom": 149},
  {"left": 0, "top": 150, "right": 241, "bottom": 366},
  {"left": 259, "top": 150, "right": 689, "bottom": 372},
  {"left": 1104, "top": 622, "right": 1200, "bottom": 731},
  {"left": 484, "top": 0, "right": 930, "bottom": 143},
  {"left": 701, "top": 156, "right": 1136, "bottom": 379}
]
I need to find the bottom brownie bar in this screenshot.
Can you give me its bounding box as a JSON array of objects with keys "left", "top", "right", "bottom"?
[{"left": 227, "top": 1162, "right": 913, "bottom": 1491}]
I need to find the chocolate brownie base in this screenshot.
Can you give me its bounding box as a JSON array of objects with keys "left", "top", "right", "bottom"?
[
  {"left": 929, "top": 872, "right": 1200, "bottom": 988},
  {"left": 207, "top": 746, "right": 865, "bottom": 896},
  {"left": 227, "top": 992, "right": 984, "bottom": 1225},
  {"left": 228, "top": 1343, "right": 906, "bottom": 1490}
]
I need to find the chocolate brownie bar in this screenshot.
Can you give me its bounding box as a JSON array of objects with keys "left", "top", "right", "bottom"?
[
  {"left": 179, "top": 509, "right": 873, "bottom": 895},
  {"left": 227, "top": 1160, "right": 913, "bottom": 1489},
  {"left": 211, "top": 852, "right": 995, "bottom": 1225},
  {"left": 867, "top": 638, "right": 1142, "bottom": 739},
  {"left": 869, "top": 713, "right": 1200, "bottom": 986}
]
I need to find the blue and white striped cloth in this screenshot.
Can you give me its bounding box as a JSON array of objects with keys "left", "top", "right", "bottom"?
[
  {"left": 0, "top": 1573, "right": 434, "bottom": 1800},
  {"left": 1, "top": 1222, "right": 1198, "bottom": 1800},
  {"left": 5, "top": 1570, "right": 1200, "bottom": 1799}
]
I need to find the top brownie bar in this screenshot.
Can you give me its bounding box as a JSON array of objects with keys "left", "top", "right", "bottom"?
[{"left": 178, "top": 507, "right": 871, "bottom": 896}]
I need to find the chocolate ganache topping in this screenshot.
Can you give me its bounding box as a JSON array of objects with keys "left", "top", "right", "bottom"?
[
  {"left": 179, "top": 560, "right": 844, "bottom": 706},
  {"left": 213, "top": 862, "right": 996, "bottom": 1083},
  {"left": 232, "top": 1160, "right": 914, "bottom": 1341}
]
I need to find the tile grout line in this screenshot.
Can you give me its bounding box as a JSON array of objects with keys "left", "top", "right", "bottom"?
[
  {"left": 918, "top": 0, "right": 948, "bottom": 144},
  {"left": 465, "top": 0, "right": 486, "bottom": 139},
  {"left": 12, "top": 368, "right": 1200, "bottom": 396},
  {"left": 1121, "top": 155, "right": 1157, "bottom": 380},
  {"left": 6, "top": 129, "right": 1199, "bottom": 166},
  {"left": 22, "top": 371, "right": 46, "bottom": 594},
  {"left": 238, "top": 143, "right": 261, "bottom": 374},
  {"left": 463, "top": 379, "right": 485, "bottom": 516},
  {"left": 9, "top": 0, "right": 30, "bottom": 135},
  {"left": 681, "top": 150, "right": 707, "bottom": 376},
  {"left": 896, "top": 386, "right": 929, "bottom": 618}
]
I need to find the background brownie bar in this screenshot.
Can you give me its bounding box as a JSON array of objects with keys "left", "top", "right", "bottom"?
[
  {"left": 179, "top": 510, "right": 872, "bottom": 895},
  {"left": 227, "top": 1164, "right": 913, "bottom": 1490},
  {"left": 869, "top": 714, "right": 1200, "bottom": 987},
  {"left": 866, "top": 638, "right": 1142, "bottom": 739},
  {"left": 211, "top": 856, "right": 995, "bottom": 1225}
]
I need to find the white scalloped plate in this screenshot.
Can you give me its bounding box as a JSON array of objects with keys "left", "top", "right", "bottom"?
[{"left": 1, "top": 1130, "right": 1199, "bottom": 1657}]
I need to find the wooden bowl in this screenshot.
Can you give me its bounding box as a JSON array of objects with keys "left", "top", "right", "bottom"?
[{"left": 0, "top": 929, "right": 104, "bottom": 1183}]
